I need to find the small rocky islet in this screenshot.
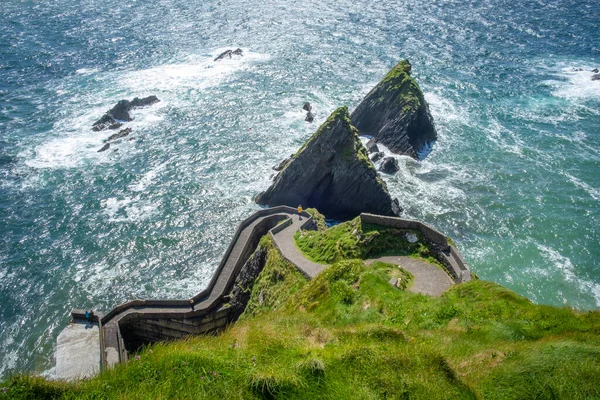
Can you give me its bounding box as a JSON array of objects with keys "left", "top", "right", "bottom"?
[
  {"left": 93, "top": 96, "right": 160, "bottom": 152},
  {"left": 256, "top": 59, "right": 436, "bottom": 219}
]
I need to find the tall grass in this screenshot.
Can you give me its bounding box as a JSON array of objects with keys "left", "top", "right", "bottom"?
[{"left": 3, "top": 236, "right": 600, "bottom": 399}]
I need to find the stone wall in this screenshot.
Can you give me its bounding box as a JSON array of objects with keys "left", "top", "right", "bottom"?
[
  {"left": 101, "top": 207, "right": 309, "bottom": 359},
  {"left": 359, "top": 213, "right": 471, "bottom": 283}
]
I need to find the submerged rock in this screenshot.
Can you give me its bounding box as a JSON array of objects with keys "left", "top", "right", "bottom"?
[
  {"left": 592, "top": 68, "right": 599, "bottom": 73},
  {"left": 592, "top": 74, "right": 600, "bottom": 81},
  {"left": 255, "top": 106, "right": 401, "bottom": 220},
  {"left": 366, "top": 140, "right": 379, "bottom": 153},
  {"left": 105, "top": 128, "right": 133, "bottom": 143},
  {"left": 350, "top": 60, "right": 437, "bottom": 159},
  {"left": 379, "top": 157, "right": 400, "bottom": 174},
  {"left": 370, "top": 152, "right": 384, "bottom": 163},
  {"left": 92, "top": 96, "right": 159, "bottom": 131},
  {"left": 303, "top": 102, "right": 315, "bottom": 122},
  {"left": 273, "top": 155, "right": 293, "bottom": 171},
  {"left": 214, "top": 48, "right": 243, "bottom": 61}
]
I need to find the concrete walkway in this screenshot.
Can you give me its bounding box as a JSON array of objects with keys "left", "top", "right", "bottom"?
[
  {"left": 366, "top": 256, "right": 454, "bottom": 297},
  {"left": 271, "top": 214, "right": 327, "bottom": 279},
  {"left": 271, "top": 217, "right": 454, "bottom": 296},
  {"left": 55, "top": 320, "right": 100, "bottom": 380}
]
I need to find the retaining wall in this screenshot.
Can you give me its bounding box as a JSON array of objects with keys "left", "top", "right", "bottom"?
[
  {"left": 359, "top": 213, "right": 471, "bottom": 283},
  {"left": 100, "top": 207, "right": 311, "bottom": 360}
]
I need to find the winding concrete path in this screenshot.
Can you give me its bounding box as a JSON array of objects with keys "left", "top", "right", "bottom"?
[
  {"left": 271, "top": 214, "right": 327, "bottom": 279},
  {"left": 58, "top": 208, "right": 460, "bottom": 379},
  {"left": 271, "top": 216, "right": 454, "bottom": 296},
  {"left": 366, "top": 256, "right": 454, "bottom": 296}
]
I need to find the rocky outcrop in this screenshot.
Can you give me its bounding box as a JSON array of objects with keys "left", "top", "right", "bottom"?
[
  {"left": 350, "top": 60, "right": 437, "bottom": 160},
  {"left": 255, "top": 107, "right": 400, "bottom": 220},
  {"left": 593, "top": 74, "right": 600, "bottom": 81},
  {"left": 303, "top": 102, "right": 315, "bottom": 122},
  {"left": 366, "top": 140, "right": 379, "bottom": 153},
  {"left": 105, "top": 128, "right": 132, "bottom": 143},
  {"left": 228, "top": 244, "right": 268, "bottom": 321},
  {"left": 97, "top": 143, "right": 110, "bottom": 153},
  {"left": 371, "top": 152, "right": 384, "bottom": 163},
  {"left": 92, "top": 96, "right": 159, "bottom": 131},
  {"left": 379, "top": 157, "right": 399, "bottom": 174},
  {"left": 273, "top": 155, "right": 293, "bottom": 171},
  {"left": 214, "top": 48, "right": 243, "bottom": 61}
]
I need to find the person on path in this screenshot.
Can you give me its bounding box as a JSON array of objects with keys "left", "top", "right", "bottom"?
[{"left": 297, "top": 205, "right": 303, "bottom": 220}]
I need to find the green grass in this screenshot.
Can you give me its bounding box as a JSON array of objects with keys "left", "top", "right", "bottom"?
[
  {"left": 379, "top": 59, "right": 423, "bottom": 113},
  {"left": 294, "top": 216, "right": 431, "bottom": 264},
  {"left": 4, "top": 237, "right": 600, "bottom": 399},
  {"left": 305, "top": 208, "right": 326, "bottom": 231}
]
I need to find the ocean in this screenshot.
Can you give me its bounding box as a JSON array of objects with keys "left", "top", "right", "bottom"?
[{"left": 0, "top": 0, "right": 598, "bottom": 378}]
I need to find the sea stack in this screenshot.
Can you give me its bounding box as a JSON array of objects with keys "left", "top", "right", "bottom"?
[
  {"left": 255, "top": 106, "right": 400, "bottom": 220},
  {"left": 350, "top": 60, "right": 437, "bottom": 159}
]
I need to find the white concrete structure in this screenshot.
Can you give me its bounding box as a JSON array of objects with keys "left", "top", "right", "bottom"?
[{"left": 55, "top": 321, "right": 100, "bottom": 380}]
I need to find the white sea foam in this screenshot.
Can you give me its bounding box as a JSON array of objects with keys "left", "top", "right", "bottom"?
[
  {"left": 562, "top": 171, "right": 600, "bottom": 201},
  {"left": 120, "top": 49, "right": 270, "bottom": 93},
  {"left": 100, "top": 196, "right": 159, "bottom": 222},
  {"left": 536, "top": 244, "right": 600, "bottom": 307},
  {"left": 24, "top": 48, "right": 269, "bottom": 171},
  {"left": 75, "top": 68, "right": 100, "bottom": 75},
  {"left": 546, "top": 66, "right": 600, "bottom": 101}
]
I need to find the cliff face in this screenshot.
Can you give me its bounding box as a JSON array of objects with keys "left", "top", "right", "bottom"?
[
  {"left": 255, "top": 107, "right": 400, "bottom": 220},
  {"left": 350, "top": 60, "right": 437, "bottom": 159}
]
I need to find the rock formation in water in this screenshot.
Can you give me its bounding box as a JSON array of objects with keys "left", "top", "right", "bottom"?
[
  {"left": 592, "top": 74, "right": 600, "bottom": 81},
  {"left": 379, "top": 157, "right": 399, "bottom": 174},
  {"left": 104, "top": 127, "right": 132, "bottom": 143},
  {"left": 214, "top": 48, "right": 243, "bottom": 61},
  {"left": 255, "top": 106, "right": 400, "bottom": 220},
  {"left": 92, "top": 96, "right": 159, "bottom": 131},
  {"left": 303, "top": 102, "right": 315, "bottom": 122},
  {"left": 350, "top": 60, "right": 437, "bottom": 159}
]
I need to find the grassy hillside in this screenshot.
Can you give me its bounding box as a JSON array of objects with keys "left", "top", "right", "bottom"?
[{"left": 3, "top": 231, "right": 600, "bottom": 399}]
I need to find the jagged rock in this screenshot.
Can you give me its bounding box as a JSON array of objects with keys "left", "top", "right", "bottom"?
[
  {"left": 303, "top": 102, "right": 315, "bottom": 122},
  {"left": 350, "top": 60, "right": 437, "bottom": 160},
  {"left": 214, "top": 48, "right": 243, "bottom": 61},
  {"left": 91, "top": 116, "right": 122, "bottom": 132},
  {"left": 255, "top": 106, "right": 401, "bottom": 220},
  {"left": 273, "top": 155, "right": 293, "bottom": 171},
  {"left": 592, "top": 74, "right": 600, "bottom": 81},
  {"left": 379, "top": 157, "right": 399, "bottom": 174},
  {"left": 97, "top": 143, "right": 110, "bottom": 153},
  {"left": 92, "top": 96, "right": 159, "bottom": 131},
  {"left": 228, "top": 244, "right": 267, "bottom": 321},
  {"left": 573, "top": 68, "right": 584, "bottom": 72},
  {"left": 366, "top": 139, "right": 379, "bottom": 153},
  {"left": 592, "top": 68, "right": 599, "bottom": 73},
  {"left": 104, "top": 128, "right": 133, "bottom": 143},
  {"left": 371, "top": 152, "right": 384, "bottom": 163}
]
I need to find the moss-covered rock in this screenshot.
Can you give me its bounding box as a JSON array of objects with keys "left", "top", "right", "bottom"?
[
  {"left": 255, "top": 107, "right": 400, "bottom": 220},
  {"left": 351, "top": 60, "right": 437, "bottom": 159}
]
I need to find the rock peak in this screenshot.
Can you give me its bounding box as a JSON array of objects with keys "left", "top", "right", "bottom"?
[
  {"left": 350, "top": 60, "right": 436, "bottom": 159},
  {"left": 256, "top": 107, "right": 400, "bottom": 220}
]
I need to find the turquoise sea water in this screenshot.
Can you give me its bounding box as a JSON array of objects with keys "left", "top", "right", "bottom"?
[{"left": 0, "top": 0, "right": 598, "bottom": 378}]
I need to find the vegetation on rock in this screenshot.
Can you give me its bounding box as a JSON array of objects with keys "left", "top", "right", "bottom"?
[
  {"left": 295, "top": 217, "right": 432, "bottom": 265},
  {"left": 256, "top": 107, "right": 399, "bottom": 220},
  {"left": 350, "top": 59, "right": 437, "bottom": 159}
]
